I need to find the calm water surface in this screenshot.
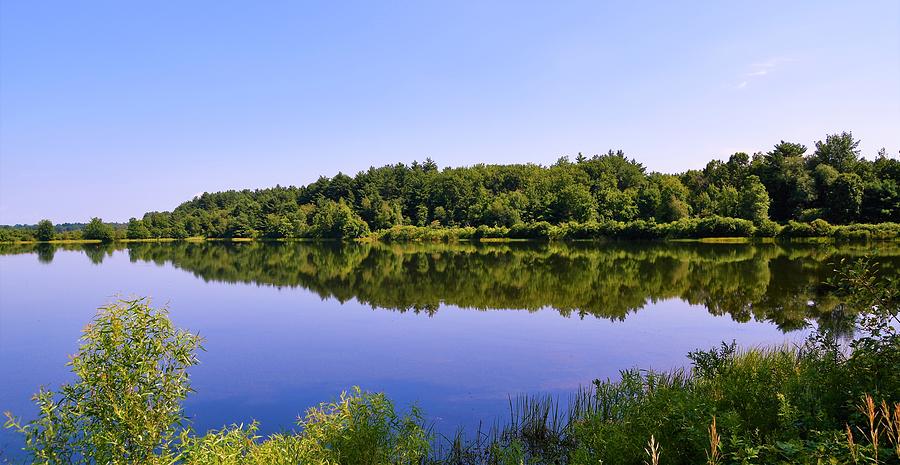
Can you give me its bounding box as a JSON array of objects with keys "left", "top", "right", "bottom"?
[{"left": 1, "top": 241, "right": 896, "bottom": 456}]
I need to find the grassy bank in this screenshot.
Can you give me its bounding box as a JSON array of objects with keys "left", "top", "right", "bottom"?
[
  {"left": 4, "top": 258, "right": 899, "bottom": 464},
  {"left": 5, "top": 218, "right": 898, "bottom": 245}
]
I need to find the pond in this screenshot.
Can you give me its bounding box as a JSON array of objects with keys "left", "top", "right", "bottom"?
[{"left": 0, "top": 240, "right": 896, "bottom": 457}]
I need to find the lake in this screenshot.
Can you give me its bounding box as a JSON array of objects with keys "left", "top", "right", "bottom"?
[{"left": 0, "top": 240, "right": 896, "bottom": 457}]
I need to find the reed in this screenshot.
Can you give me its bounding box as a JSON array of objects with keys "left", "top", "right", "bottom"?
[
  {"left": 879, "top": 399, "right": 900, "bottom": 460},
  {"left": 846, "top": 424, "right": 859, "bottom": 464},
  {"left": 706, "top": 416, "right": 720, "bottom": 465},
  {"left": 643, "top": 435, "right": 661, "bottom": 465},
  {"left": 858, "top": 394, "right": 880, "bottom": 464}
]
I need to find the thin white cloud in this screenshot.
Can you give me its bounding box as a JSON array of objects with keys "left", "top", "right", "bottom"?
[{"left": 735, "top": 58, "right": 791, "bottom": 90}]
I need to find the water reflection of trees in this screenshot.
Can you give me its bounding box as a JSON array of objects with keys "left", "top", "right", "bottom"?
[{"left": 2, "top": 241, "right": 897, "bottom": 332}]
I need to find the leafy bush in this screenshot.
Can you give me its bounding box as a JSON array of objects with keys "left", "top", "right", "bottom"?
[
  {"left": 473, "top": 225, "right": 509, "bottom": 239},
  {"left": 5, "top": 298, "right": 203, "bottom": 464},
  {"left": 375, "top": 225, "right": 475, "bottom": 242},
  {"left": 694, "top": 216, "right": 755, "bottom": 238},
  {"left": 508, "top": 221, "right": 555, "bottom": 239},
  {"left": 833, "top": 222, "right": 900, "bottom": 241},
  {"left": 619, "top": 219, "right": 661, "bottom": 239},
  {"left": 296, "top": 387, "right": 429, "bottom": 464},
  {"left": 780, "top": 219, "right": 833, "bottom": 238},
  {"left": 752, "top": 219, "right": 781, "bottom": 237},
  {"left": 179, "top": 389, "right": 429, "bottom": 465}
]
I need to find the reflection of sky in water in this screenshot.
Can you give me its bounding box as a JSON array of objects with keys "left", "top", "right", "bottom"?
[{"left": 0, "top": 248, "right": 809, "bottom": 456}]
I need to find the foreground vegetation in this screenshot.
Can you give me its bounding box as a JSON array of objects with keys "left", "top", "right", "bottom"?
[
  {"left": 2, "top": 132, "right": 898, "bottom": 243},
  {"left": 4, "top": 258, "right": 899, "bottom": 464}
]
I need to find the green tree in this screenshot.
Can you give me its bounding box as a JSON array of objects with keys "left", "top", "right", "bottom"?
[
  {"left": 596, "top": 188, "right": 638, "bottom": 221},
  {"left": 82, "top": 217, "right": 115, "bottom": 242},
  {"left": 310, "top": 199, "right": 371, "bottom": 239},
  {"left": 812, "top": 164, "right": 840, "bottom": 209},
  {"left": 372, "top": 200, "right": 404, "bottom": 230},
  {"left": 553, "top": 184, "right": 597, "bottom": 223},
  {"left": 738, "top": 175, "right": 771, "bottom": 223},
  {"left": 126, "top": 218, "right": 151, "bottom": 239},
  {"left": 753, "top": 141, "right": 814, "bottom": 221},
  {"left": 35, "top": 219, "right": 55, "bottom": 242},
  {"left": 809, "top": 131, "right": 861, "bottom": 173},
  {"left": 415, "top": 204, "right": 429, "bottom": 227},
  {"left": 826, "top": 172, "right": 864, "bottom": 223},
  {"left": 655, "top": 175, "right": 691, "bottom": 222},
  {"left": 262, "top": 213, "right": 292, "bottom": 238}
]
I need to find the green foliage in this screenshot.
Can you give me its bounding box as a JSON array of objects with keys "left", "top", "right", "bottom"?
[
  {"left": 4, "top": 298, "right": 203, "bottom": 464},
  {"left": 310, "top": 198, "right": 371, "bottom": 239},
  {"left": 35, "top": 219, "right": 55, "bottom": 241},
  {"left": 809, "top": 131, "right": 861, "bottom": 173},
  {"left": 0, "top": 226, "right": 36, "bottom": 242},
  {"left": 826, "top": 172, "right": 864, "bottom": 223},
  {"left": 779, "top": 219, "right": 834, "bottom": 238},
  {"left": 828, "top": 257, "right": 899, "bottom": 402},
  {"left": 508, "top": 221, "right": 555, "bottom": 239},
  {"left": 753, "top": 219, "right": 781, "bottom": 237},
  {"left": 739, "top": 175, "right": 771, "bottom": 223},
  {"left": 296, "top": 387, "right": 429, "bottom": 464},
  {"left": 753, "top": 141, "right": 814, "bottom": 221},
  {"left": 178, "top": 389, "right": 429, "bottom": 465},
  {"left": 82, "top": 217, "right": 115, "bottom": 242},
  {"left": 126, "top": 218, "right": 152, "bottom": 239}
]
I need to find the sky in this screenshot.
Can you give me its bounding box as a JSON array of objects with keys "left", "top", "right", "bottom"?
[{"left": 1, "top": 1, "right": 898, "bottom": 224}]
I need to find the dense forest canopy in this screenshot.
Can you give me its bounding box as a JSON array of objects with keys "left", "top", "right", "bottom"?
[{"left": 2, "top": 132, "right": 898, "bottom": 241}]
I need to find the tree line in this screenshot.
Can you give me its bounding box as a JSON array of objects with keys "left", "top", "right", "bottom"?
[{"left": 2, "top": 131, "right": 898, "bottom": 242}]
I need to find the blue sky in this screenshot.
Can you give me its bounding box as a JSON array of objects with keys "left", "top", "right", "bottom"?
[{"left": 1, "top": 1, "right": 898, "bottom": 224}]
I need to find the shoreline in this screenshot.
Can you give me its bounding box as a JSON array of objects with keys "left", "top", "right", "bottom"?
[{"left": 2, "top": 235, "right": 897, "bottom": 245}]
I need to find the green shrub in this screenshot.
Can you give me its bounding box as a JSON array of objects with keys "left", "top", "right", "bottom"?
[
  {"left": 4, "top": 298, "right": 203, "bottom": 464},
  {"left": 178, "top": 423, "right": 304, "bottom": 465},
  {"left": 780, "top": 219, "right": 834, "bottom": 238},
  {"left": 833, "top": 222, "right": 900, "bottom": 241},
  {"left": 296, "top": 387, "right": 429, "bottom": 464},
  {"left": 753, "top": 219, "right": 781, "bottom": 237},
  {"left": 180, "top": 389, "right": 429, "bottom": 465},
  {"left": 376, "top": 225, "right": 475, "bottom": 242},
  {"left": 508, "top": 222, "right": 555, "bottom": 239},
  {"left": 473, "top": 225, "right": 509, "bottom": 239},
  {"left": 619, "top": 219, "right": 660, "bottom": 239},
  {"left": 694, "top": 216, "right": 755, "bottom": 238}
]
